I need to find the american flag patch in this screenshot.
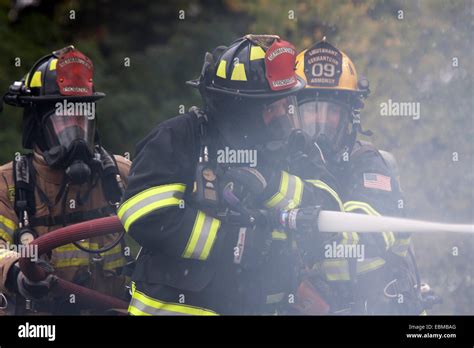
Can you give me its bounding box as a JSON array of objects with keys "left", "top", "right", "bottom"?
[{"left": 363, "top": 173, "right": 392, "bottom": 192}]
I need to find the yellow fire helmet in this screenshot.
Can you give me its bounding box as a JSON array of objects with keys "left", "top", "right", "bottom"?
[
  {"left": 294, "top": 39, "right": 372, "bottom": 160},
  {"left": 295, "top": 38, "right": 368, "bottom": 94}
]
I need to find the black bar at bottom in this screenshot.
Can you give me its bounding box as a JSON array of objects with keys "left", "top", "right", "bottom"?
[{"left": 0, "top": 315, "right": 472, "bottom": 346}]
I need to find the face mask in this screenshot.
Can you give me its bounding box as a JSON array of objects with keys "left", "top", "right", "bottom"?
[
  {"left": 41, "top": 109, "right": 96, "bottom": 184},
  {"left": 297, "top": 98, "right": 351, "bottom": 160},
  {"left": 211, "top": 97, "right": 264, "bottom": 148}
]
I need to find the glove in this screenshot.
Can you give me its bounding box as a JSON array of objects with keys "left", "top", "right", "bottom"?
[
  {"left": 7, "top": 259, "right": 57, "bottom": 300},
  {"left": 286, "top": 129, "right": 330, "bottom": 180},
  {"left": 221, "top": 166, "right": 275, "bottom": 207}
]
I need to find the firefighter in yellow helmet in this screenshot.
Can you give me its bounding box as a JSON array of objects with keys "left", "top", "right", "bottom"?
[{"left": 282, "top": 39, "right": 435, "bottom": 314}]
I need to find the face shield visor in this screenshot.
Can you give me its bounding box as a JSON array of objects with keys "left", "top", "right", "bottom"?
[
  {"left": 262, "top": 95, "right": 300, "bottom": 142},
  {"left": 212, "top": 95, "right": 301, "bottom": 149},
  {"left": 42, "top": 109, "right": 95, "bottom": 152},
  {"left": 297, "top": 98, "right": 351, "bottom": 156},
  {"left": 40, "top": 104, "right": 96, "bottom": 171}
]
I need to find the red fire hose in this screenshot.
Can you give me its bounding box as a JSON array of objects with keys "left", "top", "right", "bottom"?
[{"left": 18, "top": 216, "right": 129, "bottom": 311}]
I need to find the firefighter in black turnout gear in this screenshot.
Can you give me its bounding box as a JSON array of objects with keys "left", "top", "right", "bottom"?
[
  {"left": 289, "top": 39, "right": 433, "bottom": 314},
  {"left": 120, "top": 35, "right": 348, "bottom": 315}
]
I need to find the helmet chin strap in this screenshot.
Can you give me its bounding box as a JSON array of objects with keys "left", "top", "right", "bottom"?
[{"left": 327, "top": 102, "right": 373, "bottom": 165}]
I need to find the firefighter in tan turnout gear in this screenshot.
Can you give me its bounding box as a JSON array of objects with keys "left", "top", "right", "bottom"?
[{"left": 0, "top": 46, "right": 131, "bottom": 315}]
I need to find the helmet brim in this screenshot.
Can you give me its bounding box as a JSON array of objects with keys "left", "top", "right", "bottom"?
[
  {"left": 20, "top": 92, "right": 106, "bottom": 103},
  {"left": 189, "top": 76, "right": 306, "bottom": 100}
]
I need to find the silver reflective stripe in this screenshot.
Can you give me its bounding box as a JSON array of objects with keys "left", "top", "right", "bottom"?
[
  {"left": 277, "top": 173, "right": 297, "bottom": 209},
  {"left": 356, "top": 257, "right": 386, "bottom": 274},
  {"left": 128, "top": 289, "right": 217, "bottom": 315},
  {"left": 322, "top": 259, "right": 350, "bottom": 281},
  {"left": 266, "top": 292, "right": 285, "bottom": 304},
  {"left": 266, "top": 172, "right": 302, "bottom": 209},
  {"left": 283, "top": 173, "right": 297, "bottom": 208},
  {"left": 0, "top": 220, "right": 14, "bottom": 237},
  {"left": 341, "top": 232, "right": 359, "bottom": 245},
  {"left": 103, "top": 250, "right": 126, "bottom": 268},
  {"left": 103, "top": 251, "right": 124, "bottom": 263},
  {"left": 130, "top": 297, "right": 190, "bottom": 316},
  {"left": 120, "top": 190, "right": 184, "bottom": 226},
  {"left": 321, "top": 257, "right": 386, "bottom": 281},
  {"left": 54, "top": 250, "right": 89, "bottom": 260},
  {"left": 189, "top": 214, "right": 214, "bottom": 259}
]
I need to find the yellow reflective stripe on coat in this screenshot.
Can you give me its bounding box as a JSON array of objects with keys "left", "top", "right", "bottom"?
[
  {"left": 306, "top": 179, "right": 344, "bottom": 211},
  {"left": 118, "top": 183, "right": 186, "bottom": 232},
  {"left": 0, "top": 248, "right": 19, "bottom": 259},
  {"left": 0, "top": 215, "right": 16, "bottom": 244},
  {"left": 321, "top": 259, "right": 350, "bottom": 281},
  {"left": 321, "top": 257, "right": 386, "bottom": 281},
  {"left": 53, "top": 241, "right": 126, "bottom": 269},
  {"left": 102, "top": 243, "right": 127, "bottom": 270},
  {"left": 340, "top": 231, "right": 360, "bottom": 245},
  {"left": 305, "top": 181, "right": 358, "bottom": 245},
  {"left": 391, "top": 235, "right": 411, "bottom": 257},
  {"left": 129, "top": 288, "right": 217, "bottom": 316},
  {"left": 182, "top": 211, "right": 221, "bottom": 260},
  {"left": 265, "top": 171, "right": 303, "bottom": 210},
  {"left": 343, "top": 201, "right": 396, "bottom": 250},
  {"left": 356, "top": 257, "right": 386, "bottom": 274},
  {"left": 271, "top": 229, "right": 287, "bottom": 240},
  {"left": 53, "top": 241, "right": 97, "bottom": 268}
]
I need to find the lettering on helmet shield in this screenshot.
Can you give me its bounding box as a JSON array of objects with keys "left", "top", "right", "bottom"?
[
  {"left": 265, "top": 40, "right": 298, "bottom": 91},
  {"left": 304, "top": 41, "right": 343, "bottom": 87},
  {"left": 56, "top": 49, "right": 94, "bottom": 96},
  {"left": 267, "top": 47, "right": 296, "bottom": 62}
]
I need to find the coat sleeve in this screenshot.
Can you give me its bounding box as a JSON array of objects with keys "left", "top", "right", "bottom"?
[
  {"left": 117, "top": 115, "right": 228, "bottom": 261},
  {"left": 0, "top": 170, "right": 20, "bottom": 293},
  {"left": 259, "top": 166, "right": 345, "bottom": 247}
]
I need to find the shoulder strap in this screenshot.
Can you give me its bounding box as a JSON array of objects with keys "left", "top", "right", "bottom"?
[
  {"left": 97, "top": 146, "right": 124, "bottom": 209},
  {"left": 189, "top": 106, "right": 208, "bottom": 141},
  {"left": 351, "top": 140, "right": 378, "bottom": 158},
  {"left": 188, "top": 106, "right": 213, "bottom": 160},
  {"left": 13, "top": 153, "right": 36, "bottom": 224},
  {"left": 378, "top": 150, "right": 400, "bottom": 179},
  {"left": 351, "top": 140, "right": 393, "bottom": 169}
]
